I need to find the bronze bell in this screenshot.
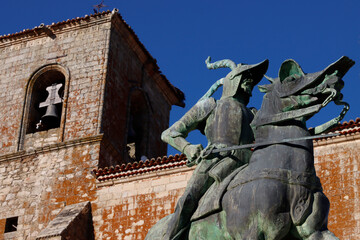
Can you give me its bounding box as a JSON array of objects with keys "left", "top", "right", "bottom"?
[
  {"left": 41, "top": 104, "right": 59, "bottom": 121},
  {"left": 38, "top": 83, "right": 63, "bottom": 124}
]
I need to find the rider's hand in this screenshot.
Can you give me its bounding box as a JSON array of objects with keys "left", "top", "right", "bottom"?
[{"left": 184, "top": 144, "right": 203, "bottom": 164}]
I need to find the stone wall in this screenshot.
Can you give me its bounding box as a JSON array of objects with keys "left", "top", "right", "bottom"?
[
  {"left": 93, "top": 165, "right": 193, "bottom": 239},
  {"left": 0, "top": 16, "right": 111, "bottom": 156},
  {"left": 314, "top": 134, "right": 360, "bottom": 239},
  {"left": 0, "top": 139, "right": 100, "bottom": 239},
  {"left": 0, "top": 12, "right": 110, "bottom": 240},
  {"left": 90, "top": 132, "right": 360, "bottom": 240},
  {"left": 100, "top": 15, "right": 174, "bottom": 166},
  {"left": 0, "top": 10, "right": 184, "bottom": 240}
]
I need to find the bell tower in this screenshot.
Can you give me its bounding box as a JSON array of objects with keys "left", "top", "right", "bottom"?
[
  {"left": 4, "top": 9, "right": 185, "bottom": 165},
  {"left": 0, "top": 9, "right": 184, "bottom": 239}
]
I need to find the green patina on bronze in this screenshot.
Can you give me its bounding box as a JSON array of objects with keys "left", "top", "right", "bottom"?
[
  {"left": 146, "top": 56, "right": 355, "bottom": 240},
  {"left": 189, "top": 211, "right": 232, "bottom": 240},
  {"left": 146, "top": 56, "right": 269, "bottom": 240}
]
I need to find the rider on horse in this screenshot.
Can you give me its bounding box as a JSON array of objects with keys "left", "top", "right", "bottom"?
[{"left": 158, "top": 57, "right": 269, "bottom": 240}]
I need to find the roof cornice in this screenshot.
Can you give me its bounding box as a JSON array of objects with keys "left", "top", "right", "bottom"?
[
  {"left": 109, "top": 10, "right": 185, "bottom": 106},
  {"left": 94, "top": 118, "right": 360, "bottom": 181},
  {"left": 0, "top": 10, "right": 113, "bottom": 46},
  {"left": 93, "top": 154, "right": 188, "bottom": 182},
  {"left": 0, "top": 9, "right": 185, "bottom": 106}
]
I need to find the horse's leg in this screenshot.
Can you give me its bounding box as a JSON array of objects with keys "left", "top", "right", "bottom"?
[
  {"left": 188, "top": 211, "right": 233, "bottom": 240},
  {"left": 224, "top": 179, "right": 291, "bottom": 240},
  {"left": 305, "top": 231, "right": 339, "bottom": 240},
  {"left": 254, "top": 179, "right": 292, "bottom": 240},
  {"left": 161, "top": 159, "right": 216, "bottom": 239},
  {"left": 295, "top": 191, "right": 339, "bottom": 240},
  {"left": 145, "top": 214, "right": 173, "bottom": 240}
]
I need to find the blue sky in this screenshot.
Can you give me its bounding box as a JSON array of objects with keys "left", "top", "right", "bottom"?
[{"left": 1, "top": 1, "right": 359, "bottom": 155}]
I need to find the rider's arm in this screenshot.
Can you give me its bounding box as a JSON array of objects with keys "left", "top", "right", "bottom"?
[{"left": 161, "top": 98, "right": 216, "bottom": 160}]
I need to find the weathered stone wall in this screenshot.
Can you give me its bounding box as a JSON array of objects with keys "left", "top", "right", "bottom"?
[
  {"left": 92, "top": 166, "right": 193, "bottom": 240},
  {"left": 100, "top": 16, "right": 172, "bottom": 167},
  {"left": 0, "top": 11, "right": 183, "bottom": 240},
  {"left": 0, "top": 140, "right": 100, "bottom": 240},
  {"left": 314, "top": 135, "right": 360, "bottom": 239},
  {"left": 89, "top": 133, "right": 360, "bottom": 240},
  {"left": 61, "top": 22, "right": 110, "bottom": 141},
  {"left": 0, "top": 17, "right": 111, "bottom": 155},
  {"left": 0, "top": 14, "right": 112, "bottom": 240},
  {"left": 37, "top": 201, "right": 94, "bottom": 240}
]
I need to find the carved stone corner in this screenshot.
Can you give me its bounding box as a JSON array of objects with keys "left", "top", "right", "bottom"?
[{"left": 36, "top": 201, "right": 94, "bottom": 240}]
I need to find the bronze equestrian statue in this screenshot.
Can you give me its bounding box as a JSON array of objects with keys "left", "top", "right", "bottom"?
[
  {"left": 146, "top": 56, "right": 354, "bottom": 240},
  {"left": 146, "top": 57, "right": 269, "bottom": 239}
]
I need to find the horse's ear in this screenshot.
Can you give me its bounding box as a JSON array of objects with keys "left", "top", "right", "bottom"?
[
  {"left": 264, "top": 75, "right": 275, "bottom": 83},
  {"left": 279, "top": 59, "right": 305, "bottom": 82},
  {"left": 258, "top": 84, "right": 270, "bottom": 93}
]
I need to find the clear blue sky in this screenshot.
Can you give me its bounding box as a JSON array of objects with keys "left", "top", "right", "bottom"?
[{"left": 1, "top": 0, "right": 359, "bottom": 155}]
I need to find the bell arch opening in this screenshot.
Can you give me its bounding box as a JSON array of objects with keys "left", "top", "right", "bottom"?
[
  {"left": 26, "top": 70, "right": 65, "bottom": 133},
  {"left": 18, "top": 64, "right": 70, "bottom": 151},
  {"left": 125, "top": 89, "right": 150, "bottom": 162}
]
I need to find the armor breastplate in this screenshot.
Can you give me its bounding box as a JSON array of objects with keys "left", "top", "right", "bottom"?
[{"left": 204, "top": 98, "right": 254, "bottom": 147}]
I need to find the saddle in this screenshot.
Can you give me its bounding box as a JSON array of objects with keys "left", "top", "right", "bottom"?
[
  {"left": 191, "top": 162, "right": 323, "bottom": 223},
  {"left": 191, "top": 163, "right": 248, "bottom": 221}
]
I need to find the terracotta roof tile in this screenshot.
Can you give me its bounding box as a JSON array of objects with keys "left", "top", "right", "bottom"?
[
  {"left": 93, "top": 154, "right": 187, "bottom": 181},
  {"left": 94, "top": 119, "right": 360, "bottom": 181},
  {"left": 313, "top": 118, "right": 360, "bottom": 142}
]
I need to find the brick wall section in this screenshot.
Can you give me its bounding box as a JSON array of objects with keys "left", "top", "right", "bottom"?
[
  {"left": 99, "top": 19, "right": 138, "bottom": 166},
  {"left": 92, "top": 166, "right": 193, "bottom": 240},
  {"left": 0, "top": 41, "right": 29, "bottom": 154},
  {"left": 314, "top": 135, "right": 360, "bottom": 239}
]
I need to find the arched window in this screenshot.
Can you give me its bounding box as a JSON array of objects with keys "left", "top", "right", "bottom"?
[
  {"left": 26, "top": 70, "right": 65, "bottom": 133},
  {"left": 18, "top": 64, "right": 70, "bottom": 150},
  {"left": 125, "top": 89, "right": 150, "bottom": 162}
]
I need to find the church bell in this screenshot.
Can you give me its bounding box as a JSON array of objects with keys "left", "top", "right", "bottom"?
[
  {"left": 37, "top": 83, "right": 63, "bottom": 129},
  {"left": 41, "top": 104, "right": 59, "bottom": 121}
]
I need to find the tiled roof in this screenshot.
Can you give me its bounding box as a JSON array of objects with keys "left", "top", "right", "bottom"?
[
  {"left": 331, "top": 117, "right": 360, "bottom": 133},
  {"left": 0, "top": 9, "right": 185, "bottom": 106},
  {"left": 93, "top": 119, "right": 360, "bottom": 181},
  {"left": 314, "top": 117, "right": 360, "bottom": 142},
  {"left": 93, "top": 154, "right": 187, "bottom": 181}
]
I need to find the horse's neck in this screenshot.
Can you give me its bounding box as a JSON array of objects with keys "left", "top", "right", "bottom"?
[
  {"left": 252, "top": 124, "right": 315, "bottom": 173},
  {"left": 254, "top": 124, "right": 310, "bottom": 144}
]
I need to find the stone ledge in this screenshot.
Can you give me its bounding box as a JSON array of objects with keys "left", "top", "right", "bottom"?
[
  {"left": 3, "top": 231, "right": 18, "bottom": 240},
  {"left": 0, "top": 134, "right": 103, "bottom": 163},
  {"left": 313, "top": 132, "right": 360, "bottom": 147},
  {"left": 0, "top": 12, "right": 112, "bottom": 47},
  {"left": 96, "top": 164, "right": 195, "bottom": 187}
]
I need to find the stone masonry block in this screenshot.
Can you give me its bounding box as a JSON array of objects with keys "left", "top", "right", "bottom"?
[{"left": 36, "top": 201, "right": 94, "bottom": 240}]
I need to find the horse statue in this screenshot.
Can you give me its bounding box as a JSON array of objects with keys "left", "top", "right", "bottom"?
[{"left": 147, "top": 56, "right": 354, "bottom": 240}]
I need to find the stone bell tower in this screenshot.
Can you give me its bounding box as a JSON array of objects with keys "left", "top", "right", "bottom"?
[{"left": 0, "top": 9, "right": 184, "bottom": 239}]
